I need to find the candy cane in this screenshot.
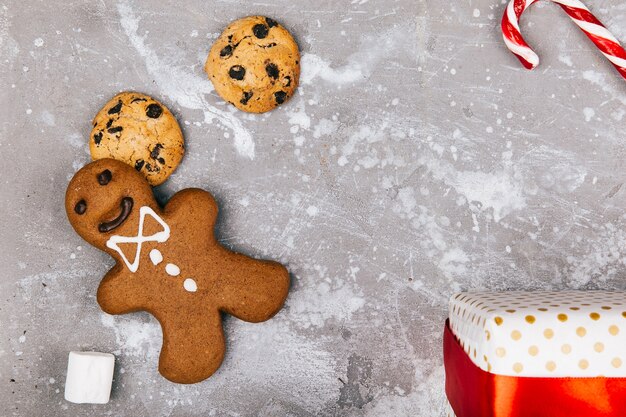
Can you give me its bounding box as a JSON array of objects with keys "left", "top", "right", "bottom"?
[{"left": 501, "top": 0, "right": 626, "bottom": 80}]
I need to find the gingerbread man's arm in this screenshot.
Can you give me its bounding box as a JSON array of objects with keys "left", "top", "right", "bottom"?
[
  {"left": 214, "top": 247, "right": 290, "bottom": 323},
  {"left": 163, "top": 188, "right": 218, "bottom": 241},
  {"left": 97, "top": 263, "right": 149, "bottom": 315},
  {"left": 163, "top": 187, "right": 290, "bottom": 322},
  {"left": 164, "top": 188, "right": 290, "bottom": 322}
]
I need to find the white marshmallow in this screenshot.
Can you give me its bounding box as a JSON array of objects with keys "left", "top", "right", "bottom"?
[{"left": 64, "top": 351, "right": 115, "bottom": 404}]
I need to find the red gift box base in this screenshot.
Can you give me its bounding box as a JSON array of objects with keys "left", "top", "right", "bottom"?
[{"left": 444, "top": 320, "right": 626, "bottom": 417}]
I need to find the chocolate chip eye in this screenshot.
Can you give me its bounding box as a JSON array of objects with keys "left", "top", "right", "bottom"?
[
  {"left": 253, "top": 24, "right": 269, "bottom": 39},
  {"left": 266, "top": 17, "right": 278, "bottom": 28},
  {"left": 98, "top": 169, "right": 112, "bottom": 185},
  {"left": 229, "top": 65, "right": 246, "bottom": 80},
  {"left": 274, "top": 91, "right": 287, "bottom": 104},
  {"left": 146, "top": 103, "right": 163, "bottom": 118},
  {"left": 75, "top": 200, "right": 87, "bottom": 215},
  {"left": 265, "top": 63, "right": 279, "bottom": 79}
]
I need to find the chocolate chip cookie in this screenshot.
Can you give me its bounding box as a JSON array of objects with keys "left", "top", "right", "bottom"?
[
  {"left": 205, "top": 16, "right": 300, "bottom": 113},
  {"left": 89, "top": 92, "right": 184, "bottom": 186}
]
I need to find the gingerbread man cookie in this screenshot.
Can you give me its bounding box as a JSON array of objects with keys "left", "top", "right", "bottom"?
[{"left": 65, "top": 159, "right": 290, "bottom": 383}]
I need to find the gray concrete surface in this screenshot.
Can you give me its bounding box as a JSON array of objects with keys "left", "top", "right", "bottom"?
[{"left": 1, "top": 0, "right": 626, "bottom": 415}]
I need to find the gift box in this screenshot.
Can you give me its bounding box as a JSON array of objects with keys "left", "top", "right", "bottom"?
[{"left": 444, "top": 291, "right": 626, "bottom": 417}]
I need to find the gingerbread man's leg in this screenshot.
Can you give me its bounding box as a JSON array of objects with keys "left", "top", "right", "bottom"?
[
  {"left": 155, "top": 306, "right": 225, "bottom": 384},
  {"left": 213, "top": 247, "right": 290, "bottom": 323}
]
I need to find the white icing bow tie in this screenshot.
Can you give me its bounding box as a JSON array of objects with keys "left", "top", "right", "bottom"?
[{"left": 105, "top": 206, "right": 170, "bottom": 273}]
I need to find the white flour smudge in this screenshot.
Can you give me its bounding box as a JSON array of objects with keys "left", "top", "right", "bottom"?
[
  {"left": 301, "top": 53, "right": 363, "bottom": 85},
  {"left": 364, "top": 365, "right": 446, "bottom": 416},
  {"left": 564, "top": 219, "right": 626, "bottom": 288},
  {"left": 507, "top": 144, "right": 588, "bottom": 196},
  {"left": 100, "top": 313, "right": 162, "bottom": 358},
  {"left": 438, "top": 248, "right": 470, "bottom": 277},
  {"left": 558, "top": 54, "right": 573, "bottom": 67},
  {"left": 583, "top": 107, "right": 595, "bottom": 122},
  {"left": 420, "top": 154, "right": 526, "bottom": 223},
  {"left": 391, "top": 186, "right": 470, "bottom": 281},
  {"left": 582, "top": 70, "right": 626, "bottom": 106},
  {"left": 313, "top": 117, "right": 339, "bottom": 139},
  {"left": 41, "top": 110, "right": 55, "bottom": 126},
  {"left": 301, "top": 23, "right": 419, "bottom": 86},
  {"left": 337, "top": 124, "right": 387, "bottom": 167},
  {"left": 0, "top": 6, "right": 19, "bottom": 63},
  {"left": 17, "top": 267, "right": 91, "bottom": 297},
  {"left": 287, "top": 279, "right": 366, "bottom": 328},
  {"left": 117, "top": 1, "right": 255, "bottom": 159},
  {"left": 286, "top": 98, "right": 312, "bottom": 132}
]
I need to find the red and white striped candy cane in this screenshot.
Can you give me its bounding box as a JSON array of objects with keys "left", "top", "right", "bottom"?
[{"left": 501, "top": 0, "right": 626, "bottom": 80}]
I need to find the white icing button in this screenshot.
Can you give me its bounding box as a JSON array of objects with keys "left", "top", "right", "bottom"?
[
  {"left": 149, "top": 249, "right": 163, "bottom": 265},
  {"left": 165, "top": 263, "right": 180, "bottom": 276},
  {"left": 183, "top": 278, "right": 197, "bottom": 292}
]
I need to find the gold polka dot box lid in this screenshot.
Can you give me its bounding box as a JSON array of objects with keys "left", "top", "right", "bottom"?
[{"left": 449, "top": 291, "right": 626, "bottom": 377}]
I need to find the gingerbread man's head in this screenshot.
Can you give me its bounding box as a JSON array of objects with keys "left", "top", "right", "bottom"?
[{"left": 65, "top": 159, "right": 157, "bottom": 251}]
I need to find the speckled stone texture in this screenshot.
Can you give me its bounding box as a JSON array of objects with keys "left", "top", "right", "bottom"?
[{"left": 1, "top": 0, "right": 625, "bottom": 416}]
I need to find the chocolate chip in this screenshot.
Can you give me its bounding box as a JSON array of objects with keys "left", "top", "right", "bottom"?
[
  {"left": 97, "top": 169, "right": 112, "bottom": 186},
  {"left": 283, "top": 76, "right": 292, "bottom": 87},
  {"left": 135, "top": 159, "right": 145, "bottom": 171},
  {"left": 261, "top": 42, "right": 277, "bottom": 48},
  {"left": 274, "top": 91, "right": 287, "bottom": 104},
  {"left": 266, "top": 63, "right": 279, "bottom": 79},
  {"left": 106, "top": 119, "right": 113, "bottom": 128},
  {"left": 253, "top": 24, "right": 269, "bottom": 39},
  {"left": 74, "top": 200, "right": 87, "bottom": 215},
  {"left": 93, "top": 131, "right": 103, "bottom": 145},
  {"left": 145, "top": 163, "right": 159, "bottom": 172},
  {"left": 266, "top": 17, "right": 278, "bottom": 28},
  {"left": 229, "top": 65, "right": 246, "bottom": 80},
  {"left": 131, "top": 97, "right": 147, "bottom": 103},
  {"left": 220, "top": 45, "right": 233, "bottom": 58},
  {"left": 107, "top": 100, "right": 122, "bottom": 114},
  {"left": 150, "top": 143, "right": 163, "bottom": 159},
  {"left": 158, "top": 157, "right": 165, "bottom": 164},
  {"left": 240, "top": 91, "right": 253, "bottom": 105},
  {"left": 146, "top": 103, "right": 162, "bottom": 118},
  {"left": 107, "top": 126, "right": 123, "bottom": 134}
]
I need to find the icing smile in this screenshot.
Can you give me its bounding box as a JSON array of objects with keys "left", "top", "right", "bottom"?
[{"left": 98, "top": 197, "right": 134, "bottom": 233}]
